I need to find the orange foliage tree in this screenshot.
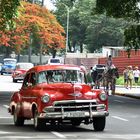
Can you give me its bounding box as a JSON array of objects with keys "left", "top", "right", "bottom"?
[{"left": 0, "top": 1, "right": 65, "bottom": 54}]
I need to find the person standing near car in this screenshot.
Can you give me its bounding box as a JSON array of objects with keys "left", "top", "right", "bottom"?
[
  {"left": 127, "top": 65, "right": 134, "bottom": 89},
  {"left": 133, "top": 66, "right": 140, "bottom": 85},
  {"left": 80, "top": 63, "right": 87, "bottom": 74},
  {"left": 123, "top": 66, "right": 129, "bottom": 89}
]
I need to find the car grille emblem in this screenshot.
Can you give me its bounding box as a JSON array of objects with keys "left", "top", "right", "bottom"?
[{"left": 69, "top": 92, "right": 82, "bottom": 97}]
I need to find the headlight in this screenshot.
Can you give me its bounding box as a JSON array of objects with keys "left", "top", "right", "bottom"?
[
  {"left": 41, "top": 94, "right": 50, "bottom": 103},
  {"left": 99, "top": 93, "right": 107, "bottom": 101}
]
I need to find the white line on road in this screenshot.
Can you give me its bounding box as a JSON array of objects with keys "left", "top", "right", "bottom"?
[
  {"left": 51, "top": 131, "right": 66, "bottom": 138},
  {"left": 0, "top": 136, "right": 32, "bottom": 139},
  {"left": 112, "top": 116, "right": 129, "bottom": 122},
  {"left": 3, "top": 105, "right": 9, "bottom": 108},
  {"left": 114, "top": 100, "right": 124, "bottom": 103},
  {"left": 0, "top": 131, "right": 12, "bottom": 134},
  {"left": 0, "top": 117, "right": 12, "bottom": 119}
]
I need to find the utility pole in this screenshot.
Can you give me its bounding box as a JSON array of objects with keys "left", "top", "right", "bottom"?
[
  {"left": 28, "top": 0, "right": 35, "bottom": 62},
  {"left": 60, "top": 3, "right": 70, "bottom": 64}
]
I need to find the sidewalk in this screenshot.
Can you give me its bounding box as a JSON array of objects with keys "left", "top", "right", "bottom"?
[{"left": 115, "top": 85, "right": 140, "bottom": 99}]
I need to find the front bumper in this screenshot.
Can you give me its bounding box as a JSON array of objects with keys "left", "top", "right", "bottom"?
[
  {"left": 39, "top": 100, "right": 109, "bottom": 119},
  {"left": 39, "top": 110, "right": 109, "bottom": 119},
  {"left": 13, "top": 75, "right": 24, "bottom": 80},
  {"left": 2, "top": 69, "right": 14, "bottom": 74}
]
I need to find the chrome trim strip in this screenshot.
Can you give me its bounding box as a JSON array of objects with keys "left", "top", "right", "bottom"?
[
  {"left": 21, "top": 96, "right": 37, "bottom": 99},
  {"left": 44, "top": 104, "right": 105, "bottom": 110},
  {"left": 53, "top": 99, "right": 97, "bottom": 105}
]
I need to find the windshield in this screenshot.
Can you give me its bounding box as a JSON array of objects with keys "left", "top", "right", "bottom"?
[
  {"left": 37, "top": 69, "right": 85, "bottom": 84},
  {"left": 50, "top": 59, "right": 60, "bottom": 63},
  {"left": 4, "top": 59, "right": 17, "bottom": 64}
]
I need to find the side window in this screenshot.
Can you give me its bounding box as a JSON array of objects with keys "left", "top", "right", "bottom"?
[
  {"left": 23, "top": 73, "right": 30, "bottom": 88},
  {"left": 38, "top": 71, "right": 47, "bottom": 84},
  {"left": 30, "top": 72, "right": 36, "bottom": 86}
]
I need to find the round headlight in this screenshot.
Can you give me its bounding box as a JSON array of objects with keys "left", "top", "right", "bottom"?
[
  {"left": 99, "top": 93, "right": 107, "bottom": 101},
  {"left": 41, "top": 94, "right": 50, "bottom": 103}
]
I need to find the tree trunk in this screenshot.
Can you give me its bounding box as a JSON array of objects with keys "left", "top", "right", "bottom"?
[
  {"left": 80, "top": 43, "right": 83, "bottom": 53},
  {"left": 39, "top": 44, "right": 43, "bottom": 64},
  {"left": 52, "top": 49, "right": 56, "bottom": 58}
]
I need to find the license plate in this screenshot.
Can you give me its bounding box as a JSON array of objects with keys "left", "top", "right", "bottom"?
[{"left": 65, "top": 112, "right": 85, "bottom": 118}]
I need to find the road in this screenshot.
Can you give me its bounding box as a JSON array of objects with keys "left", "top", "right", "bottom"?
[{"left": 0, "top": 75, "right": 140, "bottom": 140}]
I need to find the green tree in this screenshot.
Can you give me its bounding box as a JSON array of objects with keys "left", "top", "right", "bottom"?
[
  {"left": 54, "top": 0, "right": 87, "bottom": 53},
  {"left": 54, "top": 0, "right": 127, "bottom": 53},
  {"left": 86, "top": 16, "right": 127, "bottom": 52},
  {"left": 95, "top": 0, "right": 140, "bottom": 52},
  {"left": 0, "top": 0, "right": 20, "bottom": 30}
]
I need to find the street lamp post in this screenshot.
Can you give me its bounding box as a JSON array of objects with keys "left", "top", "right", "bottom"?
[{"left": 66, "top": 6, "right": 69, "bottom": 55}]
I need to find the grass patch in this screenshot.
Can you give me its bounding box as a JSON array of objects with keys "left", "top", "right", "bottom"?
[{"left": 116, "top": 75, "right": 140, "bottom": 86}]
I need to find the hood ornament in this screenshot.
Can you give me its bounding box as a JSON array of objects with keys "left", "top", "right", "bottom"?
[{"left": 68, "top": 92, "right": 82, "bottom": 97}]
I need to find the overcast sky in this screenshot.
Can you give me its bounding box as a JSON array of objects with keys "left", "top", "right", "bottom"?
[{"left": 44, "top": 0, "right": 55, "bottom": 10}]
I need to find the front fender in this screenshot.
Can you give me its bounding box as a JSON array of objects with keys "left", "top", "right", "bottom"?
[{"left": 9, "top": 92, "right": 22, "bottom": 115}]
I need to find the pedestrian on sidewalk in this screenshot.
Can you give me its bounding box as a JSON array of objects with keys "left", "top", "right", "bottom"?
[
  {"left": 127, "top": 65, "right": 134, "bottom": 89},
  {"left": 123, "top": 66, "right": 129, "bottom": 89},
  {"left": 80, "top": 63, "right": 87, "bottom": 74},
  {"left": 133, "top": 66, "right": 140, "bottom": 85}
]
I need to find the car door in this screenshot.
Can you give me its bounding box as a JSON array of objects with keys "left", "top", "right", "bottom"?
[{"left": 19, "top": 72, "right": 37, "bottom": 118}]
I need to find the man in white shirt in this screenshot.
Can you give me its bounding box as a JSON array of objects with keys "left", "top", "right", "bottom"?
[{"left": 133, "top": 66, "right": 140, "bottom": 84}]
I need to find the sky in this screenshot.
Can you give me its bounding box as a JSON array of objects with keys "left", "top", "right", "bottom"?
[{"left": 44, "top": 0, "right": 55, "bottom": 10}]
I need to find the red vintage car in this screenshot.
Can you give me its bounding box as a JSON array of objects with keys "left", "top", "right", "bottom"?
[
  {"left": 8, "top": 64, "right": 109, "bottom": 131},
  {"left": 12, "top": 62, "right": 34, "bottom": 82}
]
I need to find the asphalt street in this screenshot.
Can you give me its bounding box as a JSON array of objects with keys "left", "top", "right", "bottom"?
[{"left": 0, "top": 75, "right": 140, "bottom": 140}]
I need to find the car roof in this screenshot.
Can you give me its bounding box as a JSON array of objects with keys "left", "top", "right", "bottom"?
[
  {"left": 3, "top": 58, "right": 17, "bottom": 61},
  {"left": 16, "top": 62, "right": 34, "bottom": 65},
  {"left": 95, "top": 64, "right": 105, "bottom": 66},
  {"left": 27, "top": 64, "right": 81, "bottom": 73}
]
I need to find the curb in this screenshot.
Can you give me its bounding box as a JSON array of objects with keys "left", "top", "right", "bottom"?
[{"left": 115, "top": 92, "right": 140, "bottom": 99}]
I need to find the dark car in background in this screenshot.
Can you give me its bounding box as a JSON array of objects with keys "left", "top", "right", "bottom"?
[
  {"left": 92, "top": 64, "right": 106, "bottom": 73},
  {"left": 1, "top": 58, "right": 17, "bottom": 75},
  {"left": 12, "top": 62, "right": 34, "bottom": 82}
]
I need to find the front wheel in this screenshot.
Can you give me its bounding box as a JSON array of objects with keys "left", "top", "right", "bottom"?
[
  {"left": 33, "top": 109, "right": 46, "bottom": 130},
  {"left": 93, "top": 117, "right": 106, "bottom": 131},
  {"left": 13, "top": 108, "right": 24, "bottom": 126},
  {"left": 13, "top": 78, "right": 17, "bottom": 83}
]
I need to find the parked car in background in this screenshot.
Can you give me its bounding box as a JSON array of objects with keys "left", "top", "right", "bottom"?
[
  {"left": 92, "top": 64, "right": 106, "bottom": 70},
  {"left": 47, "top": 58, "right": 61, "bottom": 65},
  {"left": 8, "top": 64, "right": 109, "bottom": 131},
  {"left": 1, "top": 58, "right": 17, "bottom": 75},
  {"left": 92, "top": 64, "right": 106, "bottom": 74},
  {"left": 12, "top": 62, "right": 34, "bottom": 82}
]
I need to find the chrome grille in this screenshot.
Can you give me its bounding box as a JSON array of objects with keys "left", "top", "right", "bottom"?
[{"left": 53, "top": 100, "right": 97, "bottom": 112}]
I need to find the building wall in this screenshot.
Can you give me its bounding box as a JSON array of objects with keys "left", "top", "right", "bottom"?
[{"left": 98, "top": 50, "right": 140, "bottom": 75}]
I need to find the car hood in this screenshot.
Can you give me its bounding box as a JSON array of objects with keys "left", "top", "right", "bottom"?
[
  {"left": 37, "top": 83, "right": 96, "bottom": 101},
  {"left": 15, "top": 69, "right": 27, "bottom": 73}
]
